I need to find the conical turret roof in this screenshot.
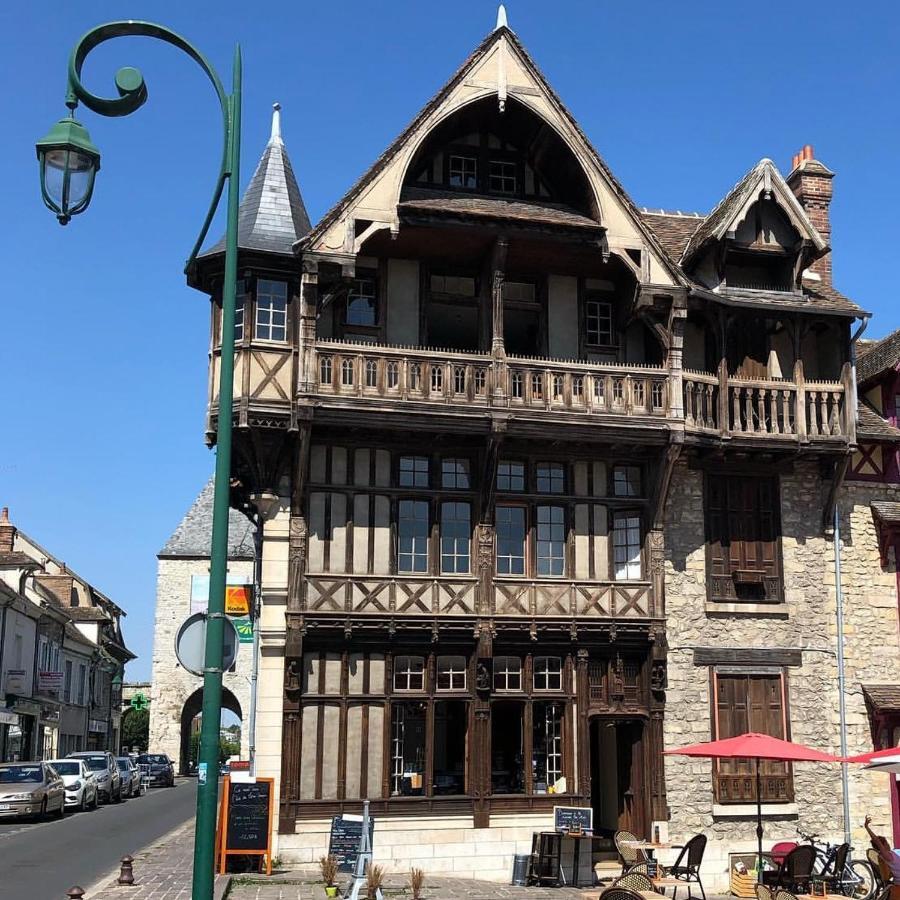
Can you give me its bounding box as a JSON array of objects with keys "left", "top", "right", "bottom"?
[{"left": 200, "top": 103, "right": 310, "bottom": 258}]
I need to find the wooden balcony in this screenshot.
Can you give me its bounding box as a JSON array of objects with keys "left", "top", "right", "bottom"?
[
  {"left": 682, "top": 369, "right": 850, "bottom": 442},
  {"left": 301, "top": 573, "right": 655, "bottom": 619},
  {"left": 310, "top": 340, "right": 669, "bottom": 421}
]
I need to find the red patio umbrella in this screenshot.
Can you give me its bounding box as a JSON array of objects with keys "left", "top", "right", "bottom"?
[{"left": 665, "top": 733, "right": 840, "bottom": 880}]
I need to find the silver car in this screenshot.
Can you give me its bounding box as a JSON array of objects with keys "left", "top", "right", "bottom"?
[
  {"left": 47, "top": 758, "right": 99, "bottom": 811},
  {"left": 116, "top": 757, "right": 141, "bottom": 798},
  {"left": 66, "top": 751, "right": 122, "bottom": 803},
  {"left": 0, "top": 761, "right": 65, "bottom": 819}
]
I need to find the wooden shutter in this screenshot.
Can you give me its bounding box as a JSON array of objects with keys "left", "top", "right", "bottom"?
[
  {"left": 706, "top": 474, "right": 782, "bottom": 603},
  {"left": 713, "top": 673, "right": 793, "bottom": 803}
]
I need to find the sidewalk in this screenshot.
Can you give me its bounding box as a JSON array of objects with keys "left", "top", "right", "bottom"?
[{"left": 84, "top": 820, "right": 227, "bottom": 900}]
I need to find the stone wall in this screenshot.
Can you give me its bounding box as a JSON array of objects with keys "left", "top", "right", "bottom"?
[
  {"left": 663, "top": 460, "right": 900, "bottom": 890},
  {"left": 148, "top": 557, "right": 254, "bottom": 768}
]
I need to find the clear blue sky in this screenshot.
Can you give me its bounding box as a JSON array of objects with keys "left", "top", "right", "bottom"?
[{"left": 2, "top": 1, "right": 898, "bottom": 681}]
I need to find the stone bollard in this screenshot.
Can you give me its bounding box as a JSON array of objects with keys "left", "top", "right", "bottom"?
[
  {"left": 66, "top": 889, "right": 85, "bottom": 900},
  {"left": 117, "top": 855, "right": 135, "bottom": 886}
]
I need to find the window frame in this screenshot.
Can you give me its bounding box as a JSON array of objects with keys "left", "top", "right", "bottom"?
[
  {"left": 492, "top": 656, "right": 523, "bottom": 693},
  {"left": 612, "top": 465, "right": 642, "bottom": 498},
  {"left": 393, "top": 655, "right": 426, "bottom": 692},
  {"left": 496, "top": 504, "right": 528, "bottom": 576},
  {"left": 533, "top": 656, "right": 563, "bottom": 692},
  {"left": 436, "top": 655, "right": 467, "bottom": 692},
  {"left": 536, "top": 462, "right": 566, "bottom": 494},
  {"left": 439, "top": 501, "right": 471, "bottom": 575},
  {"left": 612, "top": 510, "right": 643, "bottom": 581},
  {"left": 397, "top": 499, "right": 430, "bottom": 574},
  {"left": 344, "top": 272, "right": 379, "bottom": 328},
  {"left": 497, "top": 461, "right": 526, "bottom": 492},
  {"left": 398, "top": 456, "right": 430, "bottom": 488},
  {"left": 441, "top": 458, "right": 471, "bottom": 490},
  {"left": 254, "top": 278, "right": 289, "bottom": 343},
  {"left": 584, "top": 296, "right": 614, "bottom": 348},
  {"left": 448, "top": 153, "right": 478, "bottom": 190}
]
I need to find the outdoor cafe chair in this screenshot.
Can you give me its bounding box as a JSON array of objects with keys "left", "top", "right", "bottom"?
[
  {"left": 774, "top": 889, "right": 801, "bottom": 900},
  {"left": 616, "top": 830, "right": 650, "bottom": 874},
  {"left": 755, "top": 885, "right": 774, "bottom": 900},
  {"left": 820, "top": 842, "right": 850, "bottom": 892},
  {"left": 762, "top": 845, "right": 816, "bottom": 893},
  {"left": 614, "top": 871, "right": 655, "bottom": 893},
  {"left": 667, "top": 833, "right": 707, "bottom": 900},
  {"left": 600, "top": 887, "right": 647, "bottom": 900}
]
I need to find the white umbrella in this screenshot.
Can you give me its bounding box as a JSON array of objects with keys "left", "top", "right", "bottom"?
[{"left": 863, "top": 755, "right": 900, "bottom": 774}]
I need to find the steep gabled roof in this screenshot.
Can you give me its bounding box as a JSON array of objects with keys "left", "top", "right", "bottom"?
[
  {"left": 858, "top": 400, "right": 900, "bottom": 440},
  {"left": 857, "top": 327, "right": 900, "bottom": 385},
  {"left": 160, "top": 479, "right": 255, "bottom": 559},
  {"left": 298, "top": 24, "right": 684, "bottom": 285},
  {"left": 681, "top": 158, "right": 828, "bottom": 267},
  {"left": 640, "top": 210, "right": 704, "bottom": 262},
  {"left": 201, "top": 104, "right": 311, "bottom": 258}
]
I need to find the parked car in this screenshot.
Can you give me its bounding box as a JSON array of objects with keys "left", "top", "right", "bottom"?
[
  {"left": 116, "top": 756, "right": 141, "bottom": 797},
  {"left": 46, "top": 758, "right": 99, "bottom": 811},
  {"left": 0, "top": 761, "right": 65, "bottom": 819},
  {"left": 135, "top": 753, "right": 175, "bottom": 787},
  {"left": 67, "top": 751, "right": 122, "bottom": 803}
]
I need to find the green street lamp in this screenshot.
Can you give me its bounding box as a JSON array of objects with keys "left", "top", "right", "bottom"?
[
  {"left": 37, "top": 20, "right": 242, "bottom": 900},
  {"left": 35, "top": 115, "right": 101, "bottom": 224}
]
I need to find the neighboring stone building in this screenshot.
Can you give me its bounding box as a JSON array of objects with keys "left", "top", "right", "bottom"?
[
  {"left": 149, "top": 479, "right": 255, "bottom": 773},
  {"left": 180, "top": 10, "right": 897, "bottom": 888},
  {"left": 0, "top": 508, "right": 133, "bottom": 759}
]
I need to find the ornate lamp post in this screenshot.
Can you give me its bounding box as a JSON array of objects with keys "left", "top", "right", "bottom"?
[{"left": 36, "top": 21, "right": 242, "bottom": 900}]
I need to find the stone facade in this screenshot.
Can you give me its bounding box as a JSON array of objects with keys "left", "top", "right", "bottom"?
[
  {"left": 148, "top": 481, "right": 256, "bottom": 772},
  {"left": 663, "top": 460, "right": 900, "bottom": 889}
]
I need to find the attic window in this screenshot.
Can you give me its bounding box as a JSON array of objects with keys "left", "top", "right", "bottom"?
[
  {"left": 346, "top": 275, "right": 377, "bottom": 327},
  {"left": 489, "top": 159, "right": 517, "bottom": 194},
  {"left": 724, "top": 249, "right": 794, "bottom": 293},
  {"left": 449, "top": 155, "right": 477, "bottom": 189}
]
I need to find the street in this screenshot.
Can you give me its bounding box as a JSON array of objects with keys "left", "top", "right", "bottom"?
[{"left": 0, "top": 778, "right": 196, "bottom": 899}]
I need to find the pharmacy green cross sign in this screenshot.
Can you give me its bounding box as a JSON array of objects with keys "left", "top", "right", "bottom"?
[{"left": 129, "top": 692, "right": 149, "bottom": 712}]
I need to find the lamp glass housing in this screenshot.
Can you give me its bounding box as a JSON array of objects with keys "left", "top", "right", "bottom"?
[{"left": 36, "top": 117, "right": 101, "bottom": 225}]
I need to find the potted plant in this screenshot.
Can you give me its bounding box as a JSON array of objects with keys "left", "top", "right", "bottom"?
[
  {"left": 366, "top": 864, "right": 385, "bottom": 900},
  {"left": 319, "top": 855, "right": 340, "bottom": 898},
  {"left": 410, "top": 867, "right": 425, "bottom": 900}
]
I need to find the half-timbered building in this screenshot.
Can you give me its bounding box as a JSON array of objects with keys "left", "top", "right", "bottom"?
[{"left": 186, "top": 13, "right": 898, "bottom": 886}]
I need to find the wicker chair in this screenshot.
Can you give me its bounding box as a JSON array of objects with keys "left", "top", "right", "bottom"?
[
  {"left": 667, "top": 834, "right": 707, "bottom": 900},
  {"left": 762, "top": 845, "right": 816, "bottom": 893},
  {"left": 820, "top": 843, "right": 850, "bottom": 893},
  {"left": 614, "top": 871, "right": 655, "bottom": 893},
  {"left": 600, "top": 887, "right": 648, "bottom": 900},
  {"left": 615, "top": 830, "right": 650, "bottom": 875},
  {"left": 755, "top": 885, "right": 774, "bottom": 900},
  {"left": 628, "top": 863, "right": 652, "bottom": 877},
  {"left": 774, "top": 889, "right": 801, "bottom": 900}
]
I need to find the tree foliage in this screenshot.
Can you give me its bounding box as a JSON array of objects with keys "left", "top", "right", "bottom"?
[{"left": 121, "top": 708, "right": 150, "bottom": 752}]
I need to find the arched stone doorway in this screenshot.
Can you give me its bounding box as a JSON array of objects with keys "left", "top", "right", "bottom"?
[{"left": 179, "top": 687, "right": 242, "bottom": 776}]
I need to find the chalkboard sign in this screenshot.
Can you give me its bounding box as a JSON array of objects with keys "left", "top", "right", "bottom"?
[
  {"left": 227, "top": 781, "right": 271, "bottom": 850},
  {"left": 329, "top": 814, "right": 376, "bottom": 872},
  {"left": 217, "top": 776, "right": 274, "bottom": 875},
  {"left": 553, "top": 805, "right": 593, "bottom": 833}
]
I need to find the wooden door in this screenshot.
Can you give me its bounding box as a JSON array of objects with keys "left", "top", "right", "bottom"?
[{"left": 616, "top": 721, "right": 646, "bottom": 837}]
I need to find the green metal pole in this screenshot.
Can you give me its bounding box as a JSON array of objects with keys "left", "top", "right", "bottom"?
[{"left": 191, "top": 44, "right": 241, "bottom": 900}]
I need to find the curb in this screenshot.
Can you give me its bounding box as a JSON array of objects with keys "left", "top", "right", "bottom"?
[{"left": 82, "top": 818, "right": 195, "bottom": 897}]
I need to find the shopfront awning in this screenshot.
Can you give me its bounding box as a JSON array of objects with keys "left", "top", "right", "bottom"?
[{"left": 0, "top": 708, "right": 19, "bottom": 726}]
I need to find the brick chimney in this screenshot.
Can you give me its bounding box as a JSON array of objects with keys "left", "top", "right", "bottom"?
[
  {"left": 0, "top": 507, "right": 15, "bottom": 554},
  {"left": 787, "top": 144, "right": 835, "bottom": 285},
  {"left": 36, "top": 566, "right": 75, "bottom": 607}
]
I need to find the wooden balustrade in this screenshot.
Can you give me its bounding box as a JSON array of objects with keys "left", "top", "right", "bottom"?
[
  {"left": 309, "top": 341, "right": 849, "bottom": 441},
  {"left": 682, "top": 372, "right": 847, "bottom": 441}
]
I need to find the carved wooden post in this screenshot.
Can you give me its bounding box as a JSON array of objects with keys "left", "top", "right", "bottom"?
[
  {"left": 473, "top": 625, "right": 493, "bottom": 828},
  {"left": 298, "top": 258, "right": 319, "bottom": 394},
  {"left": 279, "top": 618, "right": 304, "bottom": 833},
  {"left": 490, "top": 238, "right": 508, "bottom": 402},
  {"left": 575, "top": 649, "right": 591, "bottom": 799},
  {"left": 667, "top": 300, "right": 686, "bottom": 420},
  {"left": 794, "top": 357, "right": 808, "bottom": 442},
  {"left": 717, "top": 357, "right": 729, "bottom": 436},
  {"left": 648, "top": 529, "right": 666, "bottom": 618},
  {"left": 648, "top": 627, "right": 668, "bottom": 823}
]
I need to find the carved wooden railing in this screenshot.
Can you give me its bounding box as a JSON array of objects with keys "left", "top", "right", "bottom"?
[
  {"left": 493, "top": 578, "right": 654, "bottom": 618},
  {"left": 311, "top": 341, "right": 668, "bottom": 419},
  {"left": 302, "top": 574, "right": 654, "bottom": 619},
  {"left": 503, "top": 357, "right": 668, "bottom": 417},
  {"left": 682, "top": 371, "right": 847, "bottom": 440}
]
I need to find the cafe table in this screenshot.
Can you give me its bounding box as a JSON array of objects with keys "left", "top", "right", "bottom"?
[{"left": 620, "top": 840, "right": 683, "bottom": 860}]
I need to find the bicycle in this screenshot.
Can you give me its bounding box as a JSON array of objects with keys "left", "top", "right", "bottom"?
[{"left": 797, "top": 828, "right": 876, "bottom": 900}]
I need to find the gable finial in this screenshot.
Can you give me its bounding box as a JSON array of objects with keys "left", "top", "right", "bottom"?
[
  {"left": 495, "top": 3, "right": 508, "bottom": 30},
  {"left": 270, "top": 102, "right": 283, "bottom": 145}
]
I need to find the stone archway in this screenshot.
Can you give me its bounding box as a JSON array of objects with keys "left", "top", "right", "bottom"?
[{"left": 179, "top": 687, "right": 242, "bottom": 776}]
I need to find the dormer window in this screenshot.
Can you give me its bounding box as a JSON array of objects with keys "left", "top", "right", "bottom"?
[
  {"left": 255, "top": 279, "right": 288, "bottom": 342},
  {"left": 489, "top": 159, "right": 517, "bottom": 194},
  {"left": 724, "top": 249, "right": 794, "bottom": 292},
  {"left": 586, "top": 298, "right": 613, "bottom": 347},
  {"left": 346, "top": 275, "right": 377, "bottom": 326},
  {"left": 449, "top": 155, "right": 477, "bottom": 189}
]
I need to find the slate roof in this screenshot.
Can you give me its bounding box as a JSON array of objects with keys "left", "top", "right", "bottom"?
[
  {"left": 201, "top": 105, "right": 310, "bottom": 258},
  {"left": 159, "top": 479, "right": 256, "bottom": 559},
  {"left": 862, "top": 684, "right": 900, "bottom": 713},
  {"left": 694, "top": 285, "right": 862, "bottom": 316},
  {"left": 857, "top": 328, "right": 900, "bottom": 385},
  {"left": 640, "top": 211, "right": 704, "bottom": 261},
  {"left": 0, "top": 551, "right": 42, "bottom": 569},
  {"left": 399, "top": 189, "right": 602, "bottom": 232},
  {"left": 857, "top": 401, "right": 900, "bottom": 440}
]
